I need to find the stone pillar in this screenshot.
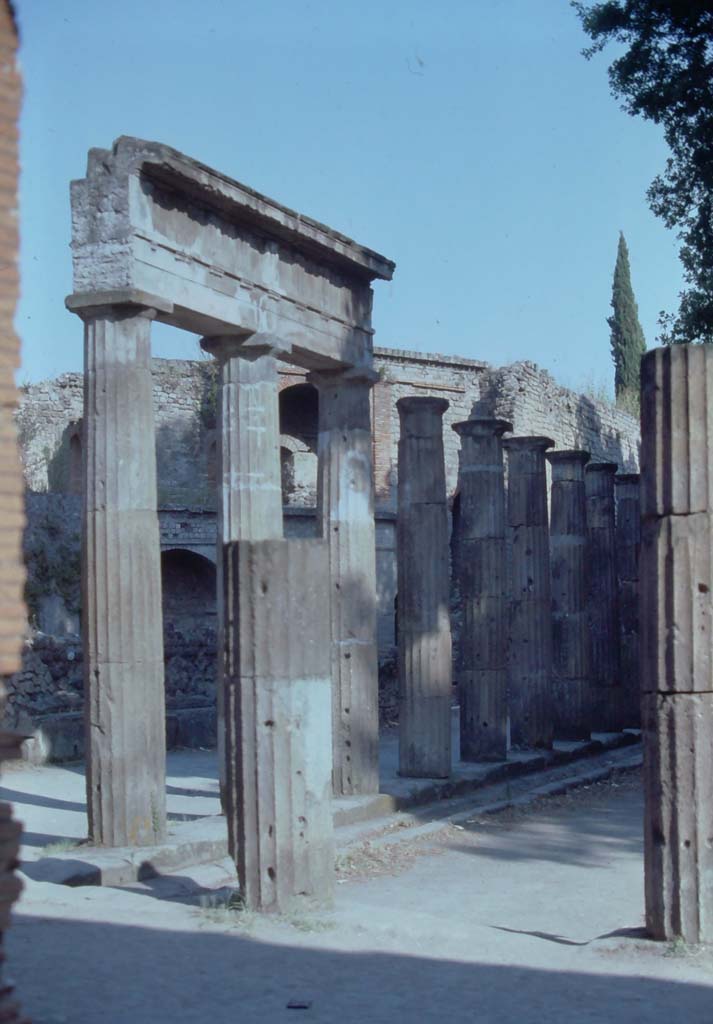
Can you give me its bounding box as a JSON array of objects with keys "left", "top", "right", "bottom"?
[
  {"left": 224, "top": 538, "right": 334, "bottom": 912},
  {"left": 615, "top": 473, "right": 641, "bottom": 729},
  {"left": 397, "top": 397, "right": 452, "bottom": 778},
  {"left": 76, "top": 299, "right": 166, "bottom": 846},
  {"left": 585, "top": 462, "right": 622, "bottom": 732},
  {"left": 200, "top": 335, "right": 283, "bottom": 811},
  {"left": 453, "top": 418, "right": 511, "bottom": 761},
  {"left": 309, "top": 368, "right": 380, "bottom": 796},
  {"left": 503, "top": 436, "right": 554, "bottom": 749},
  {"left": 640, "top": 345, "right": 713, "bottom": 944},
  {"left": 547, "top": 450, "right": 591, "bottom": 740}
]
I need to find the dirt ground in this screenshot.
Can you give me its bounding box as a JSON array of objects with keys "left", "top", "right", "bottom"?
[{"left": 7, "top": 766, "right": 713, "bottom": 1024}]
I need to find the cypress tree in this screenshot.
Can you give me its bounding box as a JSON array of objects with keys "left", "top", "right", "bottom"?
[{"left": 608, "top": 232, "right": 646, "bottom": 408}]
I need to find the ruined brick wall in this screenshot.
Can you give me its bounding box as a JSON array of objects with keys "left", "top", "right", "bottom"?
[
  {"left": 0, "top": 0, "right": 24, "bottom": 679},
  {"left": 18, "top": 351, "right": 640, "bottom": 507},
  {"left": 479, "top": 361, "right": 639, "bottom": 470}
]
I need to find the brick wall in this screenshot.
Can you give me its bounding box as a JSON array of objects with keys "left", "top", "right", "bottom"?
[{"left": 0, "top": 0, "right": 24, "bottom": 677}]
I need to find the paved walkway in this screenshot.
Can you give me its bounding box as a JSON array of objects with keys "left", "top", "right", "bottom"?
[{"left": 6, "top": 767, "right": 713, "bottom": 1023}]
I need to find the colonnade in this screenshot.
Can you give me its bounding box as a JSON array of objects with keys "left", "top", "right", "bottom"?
[
  {"left": 396, "top": 397, "right": 641, "bottom": 777},
  {"left": 71, "top": 295, "right": 382, "bottom": 912}
]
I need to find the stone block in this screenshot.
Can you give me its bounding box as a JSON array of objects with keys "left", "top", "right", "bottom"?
[
  {"left": 641, "top": 345, "right": 713, "bottom": 517},
  {"left": 223, "top": 538, "right": 334, "bottom": 912},
  {"left": 642, "top": 691, "right": 713, "bottom": 942},
  {"left": 640, "top": 512, "right": 713, "bottom": 694}
]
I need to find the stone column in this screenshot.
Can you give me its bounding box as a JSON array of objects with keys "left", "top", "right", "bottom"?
[
  {"left": 309, "top": 368, "right": 380, "bottom": 796},
  {"left": 397, "top": 397, "right": 452, "bottom": 778},
  {"left": 224, "top": 538, "right": 334, "bottom": 912},
  {"left": 503, "top": 436, "right": 554, "bottom": 749},
  {"left": 453, "top": 418, "right": 511, "bottom": 761},
  {"left": 547, "top": 450, "right": 591, "bottom": 740},
  {"left": 74, "top": 298, "right": 166, "bottom": 847},
  {"left": 615, "top": 473, "right": 641, "bottom": 729},
  {"left": 585, "top": 462, "right": 622, "bottom": 732},
  {"left": 200, "top": 335, "right": 283, "bottom": 811},
  {"left": 640, "top": 345, "right": 713, "bottom": 944}
]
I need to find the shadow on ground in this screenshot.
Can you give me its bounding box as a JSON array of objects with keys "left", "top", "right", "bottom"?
[{"left": 7, "top": 911, "right": 711, "bottom": 1024}]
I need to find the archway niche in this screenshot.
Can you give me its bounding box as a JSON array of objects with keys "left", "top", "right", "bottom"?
[
  {"left": 279, "top": 382, "right": 318, "bottom": 505},
  {"left": 160, "top": 548, "right": 217, "bottom": 636}
]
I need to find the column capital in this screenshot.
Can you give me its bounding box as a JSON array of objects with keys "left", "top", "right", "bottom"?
[
  {"left": 502, "top": 435, "right": 554, "bottom": 453},
  {"left": 453, "top": 417, "right": 512, "bottom": 439},
  {"left": 546, "top": 449, "right": 591, "bottom": 466},
  {"left": 65, "top": 289, "right": 173, "bottom": 321},
  {"left": 397, "top": 396, "right": 449, "bottom": 439},
  {"left": 585, "top": 461, "right": 619, "bottom": 475},
  {"left": 615, "top": 472, "right": 641, "bottom": 487},
  {"left": 306, "top": 364, "right": 380, "bottom": 389},
  {"left": 200, "top": 331, "right": 291, "bottom": 363}
]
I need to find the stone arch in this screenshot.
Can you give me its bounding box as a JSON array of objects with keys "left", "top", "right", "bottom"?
[
  {"left": 278, "top": 383, "right": 319, "bottom": 505},
  {"left": 160, "top": 548, "right": 217, "bottom": 635}
]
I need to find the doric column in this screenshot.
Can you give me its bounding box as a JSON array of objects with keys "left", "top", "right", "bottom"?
[
  {"left": 397, "top": 397, "right": 452, "bottom": 778},
  {"left": 640, "top": 345, "right": 713, "bottom": 944},
  {"left": 547, "top": 450, "right": 592, "bottom": 739},
  {"left": 503, "top": 436, "right": 554, "bottom": 749},
  {"left": 200, "top": 335, "right": 283, "bottom": 811},
  {"left": 69, "top": 295, "right": 167, "bottom": 847},
  {"left": 615, "top": 473, "right": 641, "bottom": 729},
  {"left": 585, "top": 462, "right": 622, "bottom": 732},
  {"left": 453, "top": 418, "right": 511, "bottom": 761},
  {"left": 308, "top": 367, "right": 380, "bottom": 796},
  {"left": 224, "top": 538, "right": 334, "bottom": 912}
]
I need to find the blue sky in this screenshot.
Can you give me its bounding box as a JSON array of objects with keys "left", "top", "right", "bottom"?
[{"left": 15, "top": 0, "right": 682, "bottom": 393}]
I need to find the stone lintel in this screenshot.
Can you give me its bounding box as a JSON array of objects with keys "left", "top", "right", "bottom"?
[
  {"left": 103, "top": 136, "right": 395, "bottom": 283},
  {"left": 452, "top": 417, "right": 512, "bottom": 438},
  {"left": 66, "top": 289, "right": 174, "bottom": 319}
]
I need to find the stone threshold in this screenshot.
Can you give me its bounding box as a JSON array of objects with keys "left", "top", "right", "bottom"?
[{"left": 19, "top": 730, "right": 640, "bottom": 890}]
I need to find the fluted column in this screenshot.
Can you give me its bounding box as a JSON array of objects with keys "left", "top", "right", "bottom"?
[
  {"left": 615, "top": 473, "right": 641, "bottom": 729},
  {"left": 224, "top": 539, "right": 334, "bottom": 912},
  {"left": 200, "top": 335, "right": 283, "bottom": 811},
  {"left": 453, "top": 418, "right": 511, "bottom": 761},
  {"left": 585, "top": 462, "right": 622, "bottom": 732},
  {"left": 309, "top": 368, "right": 379, "bottom": 796},
  {"left": 547, "top": 450, "right": 591, "bottom": 739},
  {"left": 640, "top": 345, "right": 713, "bottom": 944},
  {"left": 503, "top": 436, "right": 554, "bottom": 749},
  {"left": 79, "top": 301, "right": 166, "bottom": 846},
  {"left": 397, "top": 397, "right": 452, "bottom": 778}
]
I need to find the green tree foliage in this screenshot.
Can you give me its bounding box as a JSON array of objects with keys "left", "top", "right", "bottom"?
[
  {"left": 574, "top": 1, "right": 713, "bottom": 343},
  {"left": 609, "top": 232, "right": 646, "bottom": 407}
]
